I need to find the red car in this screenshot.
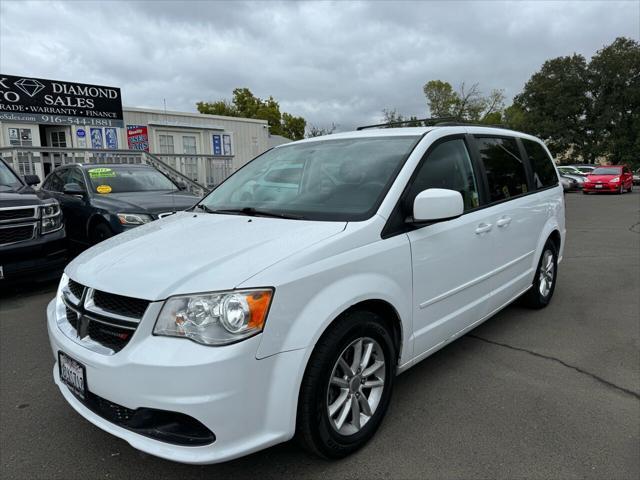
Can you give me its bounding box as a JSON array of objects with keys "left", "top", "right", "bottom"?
[{"left": 583, "top": 165, "right": 633, "bottom": 194}]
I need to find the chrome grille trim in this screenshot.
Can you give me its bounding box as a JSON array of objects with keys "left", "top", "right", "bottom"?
[
  {"left": 0, "top": 222, "right": 37, "bottom": 246},
  {"left": 0, "top": 205, "right": 39, "bottom": 224}
]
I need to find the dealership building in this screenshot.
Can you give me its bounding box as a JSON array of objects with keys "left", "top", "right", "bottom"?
[{"left": 0, "top": 74, "right": 287, "bottom": 189}]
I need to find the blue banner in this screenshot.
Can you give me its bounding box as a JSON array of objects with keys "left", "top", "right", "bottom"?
[
  {"left": 105, "top": 128, "right": 117, "bottom": 149},
  {"left": 90, "top": 128, "right": 103, "bottom": 149},
  {"left": 212, "top": 134, "right": 222, "bottom": 155}
]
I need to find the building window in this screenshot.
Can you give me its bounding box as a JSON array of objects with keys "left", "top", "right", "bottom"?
[
  {"left": 8, "top": 128, "right": 33, "bottom": 146},
  {"left": 159, "top": 134, "right": 174, "bottom": 154},
  {"left": 182, "top": 136, "right": 197, "bottom": 154},
  {"left": 50, "top": 131, "right": 67, "bottom": 147}
]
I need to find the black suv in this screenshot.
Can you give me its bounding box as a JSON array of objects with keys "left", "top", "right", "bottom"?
[
  {"left": 40, "top": 163, "right": 199, "bottom": 244},
  {"left": 0, "top": 159, "right": 66, "bottom": 281}
]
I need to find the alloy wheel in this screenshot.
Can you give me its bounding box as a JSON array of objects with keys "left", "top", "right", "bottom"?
[
  {"left": 326, "top": 337, "right": 386, "bottom": 435},
  {"left": 539, "top": 249, "right": 555, "bottom": 297}
]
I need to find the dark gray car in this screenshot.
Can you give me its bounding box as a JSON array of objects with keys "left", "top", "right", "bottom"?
[{"left": 40, "top": 163, "right": 199, "bottom": 244}]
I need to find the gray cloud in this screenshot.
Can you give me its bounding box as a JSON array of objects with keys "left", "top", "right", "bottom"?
[{"left": 1, "top": 0, "right": 638, "bottom": 131}]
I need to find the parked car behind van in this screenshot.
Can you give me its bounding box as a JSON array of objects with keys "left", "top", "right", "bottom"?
[
  {"left": 0, "top": 158, "right": 66, "bottom": 282},
  {"left": 40, "top": 164, "right": 200, "bottom": 244},
  {"left": 583, "top": 165, "right": 633, "bottom": 194},
  {"left": 47, "top": 125, "right": 565, "bottom": 464}
]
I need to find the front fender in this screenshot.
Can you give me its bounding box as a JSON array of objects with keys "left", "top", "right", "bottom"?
[{"left": 253, "top": 233, "right": 413, "bottom": 364}]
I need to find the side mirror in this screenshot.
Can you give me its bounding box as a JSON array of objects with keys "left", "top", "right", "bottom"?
[
  {"left": 63, "top": 182, "right": 86, "bottom": 196},
  {"left": 177, "top": 182, "right": 188, "bottom": 191},
  {"left": 23, "top": 174, "right": 41, "bottom": 186},
  {"left": 413, "top": 188, "right": 464, "bottom": 223}
]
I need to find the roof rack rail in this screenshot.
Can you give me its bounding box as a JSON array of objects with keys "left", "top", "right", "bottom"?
[
  {"left": 356, "top": 116, "right": 460, "bottom": 131},
  {"left": 356, "top": 117, "right": 512, "bottom": 131}
]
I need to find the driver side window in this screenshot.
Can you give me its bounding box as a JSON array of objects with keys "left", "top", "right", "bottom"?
[
  {"left": 43, "top": 171, "right": 65, "bottom": 192},
  {"left": 407, "top": 139, "right": 480, "bottom": 212}
]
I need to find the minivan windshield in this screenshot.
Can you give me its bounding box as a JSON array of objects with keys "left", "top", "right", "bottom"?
[
  {"left": 87, "top": 166, "right": 178, "bottom": 193},
  {"left": 0, "top": 160, "right": 23, "bottom": 192},
  {"left": 199, "top": 136, "right": 419, "bottom": 221}
]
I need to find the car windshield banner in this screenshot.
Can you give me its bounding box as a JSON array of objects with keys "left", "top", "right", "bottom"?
[{"left": 0, "top": 74, "right": 124, "bottom": 127}]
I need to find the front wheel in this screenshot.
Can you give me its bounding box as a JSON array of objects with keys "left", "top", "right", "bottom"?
[
  {"left": 90, "top": 222, "right": 113, "bottom": 244},
  {"left": 521, "top": 240, "right": 558, "bottom": 309},
  {"left": 296, "top": 311, "right": 396, "bottom": 459}
]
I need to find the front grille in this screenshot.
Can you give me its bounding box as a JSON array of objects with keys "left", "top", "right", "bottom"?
[
  {"left": 93, "top": 290, "right": 149, "bottom": 318},
  {"left": 0, "top": 224, "right": 35, "bottom": 246},
  {"left": 0, "top": 207, "right": 36, "bottom": 222},
  {"left": 86, "top": 318, "right": 134, "bottom": 353},
  {"left": 67, "top": 279, "right": 85, "bottom": 300},
  {"left": 62, "top": 278, "right": 148, "bottom": 354},
  {"left": 65, "top": 307, "right": 79, "bottom": 330},
  {"left": 80, "top": 391, "right": 215, "bottom": 446},
  {"left": 92, "top": 394, "right": 136, "bottom": 423}
]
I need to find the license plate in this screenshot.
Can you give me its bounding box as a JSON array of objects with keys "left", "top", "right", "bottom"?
[
  {"left": 58, "top": 351, "right": 87, "bottom": 400},
  {"left": 595, "top": 184, "right": 603, "bottom": 189}
]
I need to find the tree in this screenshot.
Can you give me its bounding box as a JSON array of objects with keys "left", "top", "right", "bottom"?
[
  {"left": 587, "top": 37, "right": 640, "bottom": 165},
  {"left": 423, "top": 80, "right": 506, "bottom": 122},
  {"left": 511, "top": 54, "right": 590, "bottom": 160},
  {"left": 381, "top": 108, "right": 422, "bottom": 127},
  {"left": 197, "top": 88, "right": 307, "bottom": 140},
  {"left": 306, "top": 122, "right": 337, "bottom": 138}
]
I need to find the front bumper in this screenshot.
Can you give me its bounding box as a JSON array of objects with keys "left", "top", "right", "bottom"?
[
  {"left": 0, "top": 229, "right": 66, "bottom": 281},
  {"left": 47, "top": 298, "right": 307, "bottom": 464},
  {"left": 583, "top": 183, "right": 621, "bottom": 192}
]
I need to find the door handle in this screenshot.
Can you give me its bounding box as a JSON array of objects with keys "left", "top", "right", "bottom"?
[
  {"left": 475, "top": 223, "right": 492, "bottom": 234},
  {"left": 496, "top": 217, "right": 512, "bottom": 228}
]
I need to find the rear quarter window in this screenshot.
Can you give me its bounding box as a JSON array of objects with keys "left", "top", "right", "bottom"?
[{"left": 522, "top": 139, "right": 558, "bottom": 189}]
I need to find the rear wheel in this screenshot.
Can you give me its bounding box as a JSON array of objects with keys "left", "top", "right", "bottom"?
[
  {"left": 521, "top": 240, "right": 558, "bottom": 309},
  {"left": 90, "top": 222, "right": 113, "bottom": 244},
  {"left": 296, "top": 310, "right": 396, "bottom": 459}
]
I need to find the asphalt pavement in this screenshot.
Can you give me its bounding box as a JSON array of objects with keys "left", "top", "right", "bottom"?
[{"left": 1, "top": 191, "right": 639, "bottom": 479}]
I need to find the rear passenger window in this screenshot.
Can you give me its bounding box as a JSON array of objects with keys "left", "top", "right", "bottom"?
[
  {"left": 407, "top": 139, "right": 480, "bottom": 212},
  {"left": 522, "top": 139, "right": 558, "bottom": 189},
  {"left": 477, "top": 137, "right": 528, "bottom": 202}
]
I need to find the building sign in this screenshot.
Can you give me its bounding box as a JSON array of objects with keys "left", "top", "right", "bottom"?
[
  {"left": 105, "top": 127, "right": 118, "bottom": 149},
  {"left": 126, "top": 125, "right": 149, "bottom": 151},
  {"left": 0, "top": 74, "right": 123, "bottom": 127},
  {"left": 212, "top": 134, "right": 222, "bottom": 155}
]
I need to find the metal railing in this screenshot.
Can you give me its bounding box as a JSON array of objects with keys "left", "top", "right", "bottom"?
[{"left": 0, "top": 147, "right": 233, "bottom": 197}]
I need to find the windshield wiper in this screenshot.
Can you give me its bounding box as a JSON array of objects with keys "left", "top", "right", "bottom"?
[{"left": 203, "top": 207, "right": 305, "bottom": 220}]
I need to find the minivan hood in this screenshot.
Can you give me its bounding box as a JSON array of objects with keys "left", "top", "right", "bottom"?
[{"left": 66, "top": 212, "right": 346, "bottom": 300}]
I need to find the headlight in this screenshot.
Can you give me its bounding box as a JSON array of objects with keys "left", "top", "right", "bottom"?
[
  {"left": 117, "top": 213, "right": 153, "bottom": 225},
  {"left": 154, "top": 289, "right": 274, "bottom": 345},
  {"left": 609, "top": 177, "right": 620, "bottom": 183},
  {"left": 40, "top": 201, "right": 63, "bottom": 234}
]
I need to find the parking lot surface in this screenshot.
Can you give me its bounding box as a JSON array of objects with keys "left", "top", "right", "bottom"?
[{"left": 1, "top": 192, "right": 639, "bottom": 479}]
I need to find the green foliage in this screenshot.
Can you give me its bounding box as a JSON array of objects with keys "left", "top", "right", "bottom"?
[
  {"left": 588, "top": 37, "right": 640, "bottom": 165},
  {"left": 306, "top": 122, "right": 337, "bottom": 138},
  {"left": 422, "top": 81, "right": 505, "bottom": 122},
  {"left": 511, "top": 54, "right": 590, "bottom": 159},
  {"left": 508, "top": 37, "right": 640, "bottom": 164},
  {"left": 197, "top": 88, "right": 306, "bottom": 140},
  {"left": 381, "top": 108, "right": 422, "bottom": 127}
]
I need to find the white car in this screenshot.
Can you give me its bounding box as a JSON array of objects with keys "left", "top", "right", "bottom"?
[{"left": 47, "top": 125, "right": 565, "bottom": 464}]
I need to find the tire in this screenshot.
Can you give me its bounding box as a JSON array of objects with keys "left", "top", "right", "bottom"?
[
  {"left": 521, "top": 240, "right": 558, "bottom": 309},
  {"left": 90, "top": 222, "right": 113, "bottom": 244},
  {"left": 296, "top": 310, "right": 396, "bottom": 459}
]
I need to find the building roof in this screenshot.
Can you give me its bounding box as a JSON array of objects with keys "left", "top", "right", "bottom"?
[{"left": 123, "top": 106, "right": 269, "bottom": 125}]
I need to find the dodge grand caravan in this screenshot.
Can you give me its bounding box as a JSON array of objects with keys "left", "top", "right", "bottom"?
[{"left": 47, "top": 125, "right": 565, "bottom": 464}]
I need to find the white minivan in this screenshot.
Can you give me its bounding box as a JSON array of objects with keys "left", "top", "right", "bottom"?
[{"left": 47, "top": 125, "right": 565, "bottom": 464}]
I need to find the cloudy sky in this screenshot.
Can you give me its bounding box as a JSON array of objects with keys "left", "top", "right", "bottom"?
[{"left": 1, "top": 0, "right": 638, "bottom": 130}]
